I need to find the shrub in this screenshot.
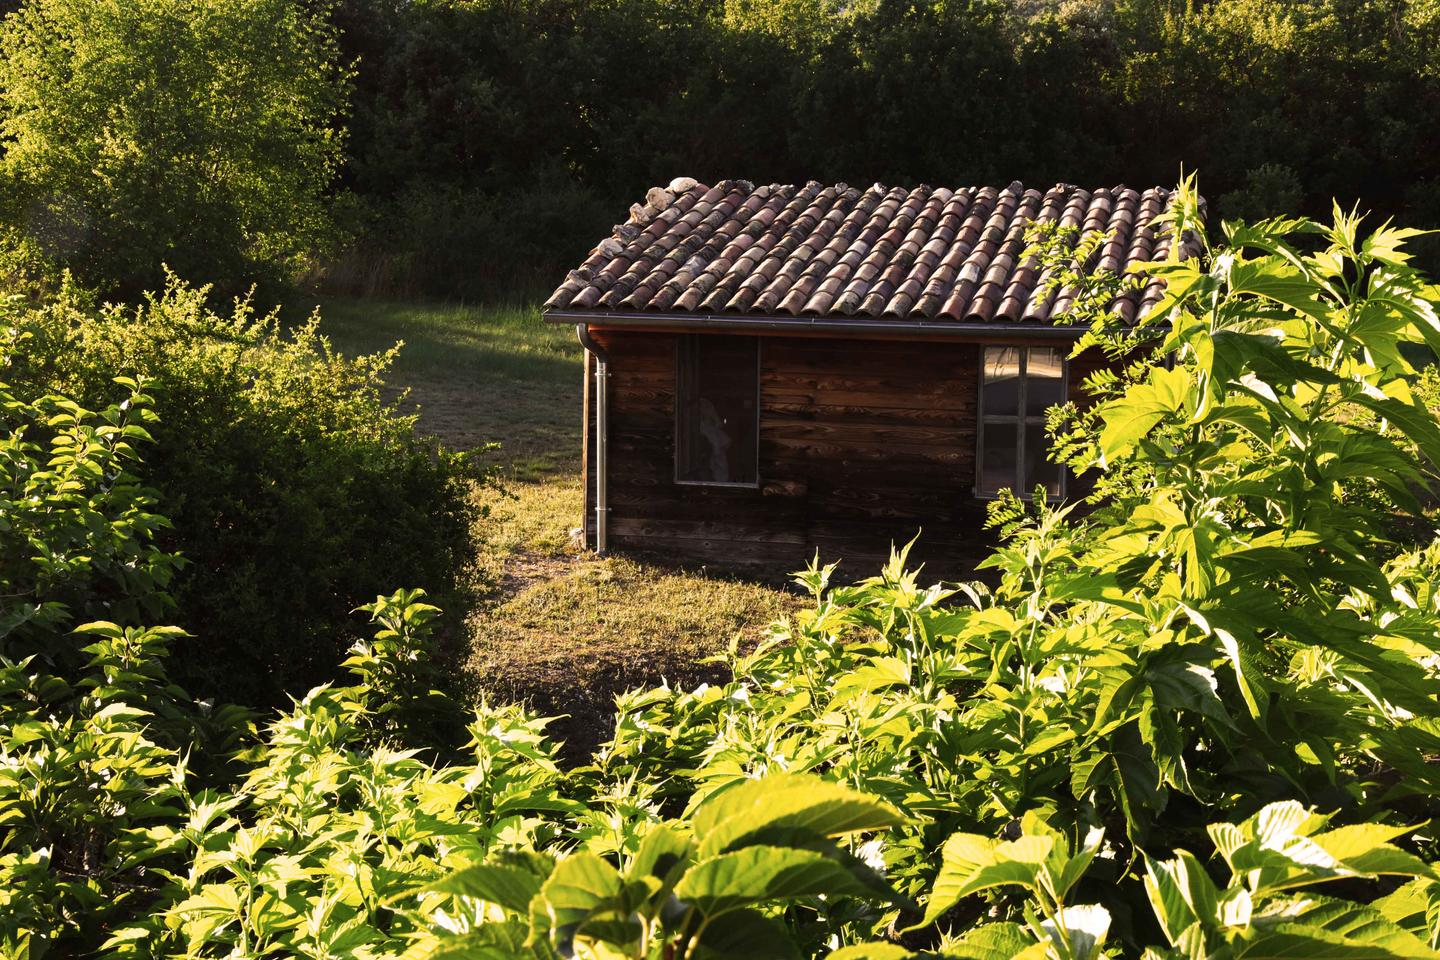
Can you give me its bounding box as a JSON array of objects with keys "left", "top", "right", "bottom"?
[
  {"left": 0, "top": 376, "right": 235, "bottom": 953},
  {"left": 3, "top": 276, "right": 478, "bottom": 705},
  {"left": 1217, "top": 162, "right": 1305, "bottom": 223},
  {"left": 0, "top": 0, "right": 350, "bottom": 295},
  {"left": 0, "top": 366, "right": 179, "bottom": 645}
]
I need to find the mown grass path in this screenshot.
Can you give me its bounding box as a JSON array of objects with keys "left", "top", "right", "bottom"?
[{"left": 298, "top": 296, "right": 799, "bottom": 753}]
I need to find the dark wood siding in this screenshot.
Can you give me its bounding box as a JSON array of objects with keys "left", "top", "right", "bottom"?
[{"left": 585, "top": 329, "right": 1105, "bottom": 576}]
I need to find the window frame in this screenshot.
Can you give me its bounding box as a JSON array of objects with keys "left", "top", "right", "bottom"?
[
  {"left": 975, "top": 344, "right": 1069, "bottom": 501},
  {"left": 673, "top": 334, "right": 763, "bottom": 489}
]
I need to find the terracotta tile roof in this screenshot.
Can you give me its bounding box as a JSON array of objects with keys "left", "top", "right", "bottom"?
[{"left": 544, "top": 178, "right": 1203, "bottom": 326}]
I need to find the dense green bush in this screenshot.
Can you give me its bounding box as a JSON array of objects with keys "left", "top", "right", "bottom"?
[
  {"left": 6, "top": 198, "right": 1440, "bottom": 957},
  {"left": 325, "top": 176, "right": 617, "bottom": 298},
  {"left": 326, "top": 0, "right": 1440, "bottom": 297},
  {"left": 0, "top": 367, "right": 178, "bottom": 642},
  {"left": 0, "top": 0, "right": 350, "bottom": 295},
  {"left": 3, "top": 277, "right": 478, "bottom": 705}
]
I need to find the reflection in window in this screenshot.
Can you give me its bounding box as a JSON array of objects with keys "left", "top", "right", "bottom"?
[
  {"left": 978, "top": 346, "right": 1065, "bottom": 497},
  {"left": 676, "top": 335, "right": 759, "bottom": 485}
]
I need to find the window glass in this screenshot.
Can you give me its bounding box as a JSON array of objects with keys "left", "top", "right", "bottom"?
[
  {"left": 978, "top": 345, "right": 1067, "bottom": 498},
  {"left": 981, "top": 421, "right": 1018, "bottom": 494},
  {"left": 676, "top": 335, "right": 759, "bottom": 485},
  {"left": 982, "top": 347, "right": 1022, "bottom": 417},
  {"left": 1023, "top": 424, "right": 1062, "bottom": 497},
  {"left": 1025, "top": 347, "right": 1066, "bottom": 416}
]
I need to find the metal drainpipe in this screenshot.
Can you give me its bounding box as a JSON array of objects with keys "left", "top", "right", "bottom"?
[{"left": 575, "top": 324, "right": 609, "bottom": 553}]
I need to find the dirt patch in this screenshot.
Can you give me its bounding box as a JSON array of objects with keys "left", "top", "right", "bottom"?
[
  {"left": 499, "top": 550, "right": 583, "bottom": 595},
  {"left": 462, "top": 555, "right": 800, "bottom": 759}
]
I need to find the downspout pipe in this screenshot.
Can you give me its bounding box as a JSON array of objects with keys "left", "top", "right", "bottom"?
[{"left": 575, "top": 324, "right": 609, "bottom": 553}]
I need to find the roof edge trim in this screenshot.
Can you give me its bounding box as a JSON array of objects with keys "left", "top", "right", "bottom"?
[{"left": 543, "top": 309, "right": 1089, "bottom": 340}]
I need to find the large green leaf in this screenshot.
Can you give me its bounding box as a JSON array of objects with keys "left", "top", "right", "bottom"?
[
  {"left": 630, "top": 822, "right": 695, "bottom": 887},
  {"left": 1237, "top": 923, "right": 1437, "bottom": 959},
  {"left": 398, "top": 922, "right": 534, "bottom": 960},
  {"left": 1373, "top": 878, "right": 1440, "bottom": 941},
  {"left": 530, "top": 852, "right": 644, "bottom": 953},
  {"left": 915, "top": 833, "right": 1054, "bottom": 928},
  {"left": 1051, "top": 826, "right": 1106, "bottom": 904},
  {"left": 400, "top": 862, "right": 547, "bottom": 914},
  {"left": 1143, "top": 851, "right": 1219, "bottom": 944},
  {"left": 695, "top": 908, "right": 802, "bottom": 959},
  {"left": 1098, "top": 365, "right": 1193, "bottom": 462},
  {"left": 708, "top": 825, "right": 909, "bottom": 907},
  {"left": 1292, "top": 898, "right": 1440, "bottom": 959},
  {"left": 673, "top": 845, "right": 880, "bottom": 918},
  {"left": 1227, "top": 258, "right": 1337, "bottom": 331},
  {"left": 1361, "top": 226, "right": 1434, "bottom": 264},
  {"left": 1313, "top": 824, "right": 1434, "bottom": 878},
  {"left": 693, "top": 773, "right": 906, "bottom": 858},
  {"left": 943, "top": 923, "right": 1039, "bottom": 960},
  {"left": 1351, "top": 393, "right": 1440, "bottom": 467},
  {"left": 1212, "top": 804, "right": 1432, "bottom": 896}
]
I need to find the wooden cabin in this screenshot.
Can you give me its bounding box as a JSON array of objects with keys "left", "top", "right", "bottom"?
[{"left": 543, "top": 179, "right": 1197, "bottom": 575}]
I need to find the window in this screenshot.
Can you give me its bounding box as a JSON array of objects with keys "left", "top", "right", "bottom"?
[
  {"left": 675, "top": 335, "right": 760, "bottom": 486},
  {"left": 977, "top": 345, "right": 1066, "bottom": 498}
]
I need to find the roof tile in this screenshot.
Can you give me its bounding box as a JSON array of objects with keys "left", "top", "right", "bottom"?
[{"left": 546, "top": 179, "right": 1197, "bottom": 325}]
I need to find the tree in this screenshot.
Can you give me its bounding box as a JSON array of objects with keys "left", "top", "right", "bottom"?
[{"left": 0, "top": 0, "right": 350, "bottom": 293}]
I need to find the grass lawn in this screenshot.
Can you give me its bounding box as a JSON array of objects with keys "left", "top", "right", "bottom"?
[
  {"left": 294, "top": 295, "right": 801, "bottom": 753},
  {"left": 297, "top": 297, "right": 581, "bottom": 476}
]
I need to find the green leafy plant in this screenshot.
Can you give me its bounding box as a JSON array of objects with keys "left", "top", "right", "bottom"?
[
  {"left": 598, "top": 191, "right": 1440, "bottom": 950},
  {"left": 7, "top": 189, "right": 1440, "bottom": 960},
  {"left": 841, "top": 802, "right": 1440, "bottom": 959},
  {"left": 399, "top": 773, "right": 908, "bottom": 960},
  {"left": 0, "top": 369, "right": 179, "bottom": 642},
  {"left": 0, "top": 377, "right": 198, "bottom": 956}
]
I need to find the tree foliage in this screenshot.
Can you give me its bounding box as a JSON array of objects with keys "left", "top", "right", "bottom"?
[
  {"left": 2, "top": 0, "right": 1438, "bottom": 298},
  {"left": 327, "top": 0, "right": 1440, "bottom": 297},
  {"left": 0, "top": 0, "right": 350, "bottom": 294}
]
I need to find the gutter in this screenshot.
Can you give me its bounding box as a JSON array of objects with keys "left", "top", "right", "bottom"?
[
  {"left": 574, "top": 324, "right": 610, "bottom": 553},
  {"left": 545, "top": 308, "right": 1088, "bottom": 341}
]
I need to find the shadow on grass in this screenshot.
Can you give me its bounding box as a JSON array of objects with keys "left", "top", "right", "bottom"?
[
  {"left": 288, "top": 294, "right": 584, "bottom": 470},
  {"left": 286, "top": 295, "right": 583, "bottom": 385}
]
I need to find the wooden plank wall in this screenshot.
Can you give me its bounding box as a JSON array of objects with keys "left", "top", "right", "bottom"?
[{"left": 585, "top": 330, "right": 1106, "bottom": 577}]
